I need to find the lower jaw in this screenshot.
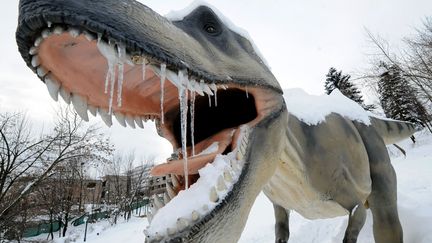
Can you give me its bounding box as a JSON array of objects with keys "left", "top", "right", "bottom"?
[{"left": 145, "top": 125, "right": 251, "bottom": 241}]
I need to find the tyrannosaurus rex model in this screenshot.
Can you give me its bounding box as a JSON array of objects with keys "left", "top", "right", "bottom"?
[{"left": 16, "top": 1, "right": 415, "bottom": 242}]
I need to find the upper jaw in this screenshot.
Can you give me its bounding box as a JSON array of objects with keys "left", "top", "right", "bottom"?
[{"left": 17, "top": 0, "right": 282, "bottom": 94}]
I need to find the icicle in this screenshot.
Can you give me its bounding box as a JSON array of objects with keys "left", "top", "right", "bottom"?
[
  {"left": 108, "top": 65, "right": 117, "bottom": 114},
  {"left": 178, "top": 70, "right": 189, "bottom": 189},
  {"left": 208, "top": 93, "right": 212, "bottom": 107},
  {"left": 160, "top": 63, "right": 166, "bottom": 124},
  {"left": 190, "top": 91, "right": 196, "bottom": 156},
  {"left": 213, "top": 88, "right": 218, "bottom": 107},
  {"left": 116, "top": 45, "right": 126, "bottom": 107},
  {"left": 245, "top": 86, "right": 249, "bottom": 98}
]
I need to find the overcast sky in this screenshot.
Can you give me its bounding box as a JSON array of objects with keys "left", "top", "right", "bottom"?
[{"left": 1, "top": 0, "right": 431, "bottom": 166}]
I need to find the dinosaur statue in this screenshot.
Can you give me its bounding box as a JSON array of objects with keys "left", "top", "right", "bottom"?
[{"left": 16, "top": 0, "right": 416, "bottom": 242}]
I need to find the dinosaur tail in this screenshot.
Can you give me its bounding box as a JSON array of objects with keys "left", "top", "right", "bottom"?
[{"left": 370, "top": 117, "right": 418, "bottom": 145}]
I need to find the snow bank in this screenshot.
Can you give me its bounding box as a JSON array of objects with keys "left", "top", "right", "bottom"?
[
  {"left": 283, "top": 88, "right": 371, "bottom": 125},
  {"left": 29, "top": 133, "right": 432, "bottom": 243}
]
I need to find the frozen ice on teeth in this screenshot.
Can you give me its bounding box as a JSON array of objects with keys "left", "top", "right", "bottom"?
[
  {"left": 68, "top": 28, "right": 80, "bottom": 38},
  {"left": 125, "top": 115, "right": 136, "bottom": 128},
  {"left": 41, "top": 29, "right": 51, "bottom": 39},
  {"left": 209, "top": 187, "right": 218, "bottom": 202},
  {"left": 71, "top": 94, "right": 89, "bottom": 122},
  {"left": 53, "top": 26, "right": 64, "bottom": 35},
  {"left": 83, "top": 31, "right": 95, "bottom": 41},
  {"left": 216, "top": 175, "right": 227, "bottom": 191},
  {"left": 44, "top": 77, "right": 60, "bottom": 101},
  {"left": 191, "top": 211, "right": 200, "bottom": 221},
  {"left": 34, "top": 37, "right": 43, "bottom": 47},
  {"left": 88, "top": 105, "right": 97, "bottom": 116},
  {"left": 29, "top": 47, "right": 38, "bottom": 55},
  {"left": 176, "top": 218, "right": 189, "bottom": 231},
  {"left": 224, "top": 169, "right": 233, "bottom": 182},
  {"left": 114, "top": 112, "right": 127, "bottom": 127},
  {"left": 37, "top": 67, "right": 48, "bottom": 77},
  {"left": 98, "top": 108, "right": 113, "bottom": 127},
  {"left": 134, "top": 116, "right": 144, "bottom": 128},
  {"left": 31, "top": 56, "right": 40, "bottom": 67},
  {"left": 59, "top": 87, "right": 71, "bottom": 104},
  {"left": 201, "top": 80, "right": 213, "bottom": 95}
]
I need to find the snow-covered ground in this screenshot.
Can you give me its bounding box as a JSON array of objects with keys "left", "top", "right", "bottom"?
[{"left": 28, "top": 131, "right": 432, "bottom": 243}]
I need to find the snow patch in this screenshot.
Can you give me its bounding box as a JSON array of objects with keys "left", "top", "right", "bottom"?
[{"left": 284, "top": 88, "right": 371, "bottom": 125}]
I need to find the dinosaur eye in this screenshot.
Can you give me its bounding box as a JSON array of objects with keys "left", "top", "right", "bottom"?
[{"left": 203, "top": 23, "right": 220, "bottom": 35}]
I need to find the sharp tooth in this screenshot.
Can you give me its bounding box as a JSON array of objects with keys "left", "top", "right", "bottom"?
[
  {"left": 239, "top": 142, "right": 247, "bottom": 155},
  {"left": 153, "top": 195, "right": 164, "bottom": 209},
  {"left": 163, "top": 193, "right": 170, "bottom": 204},
  {"left": 114, "top": 112, "right": 127, "bottom": 127},
  {"left": 44, "top": 77, "right": 60, "bottom": 101},
  {"left": 167, "top": 227, "right": 176, "bottom": 236},
  {"left": 88, "top": 105, "right": 97, "bottom": 116},
  {"left": 231, "top": 159, "right": 242, "bottom": 173},
  {"left": 98, "top": 108, "right": 113, "bottom": 127},
  {"left": 68, "top": 28, "right": 80, "bottom": 38},
  {"left": 171, "top": 174, "right": 180, "bottom": 188},
  {"left": 176, "top": 218, "right": 189, "bottom": 232},
  {"left": 41, "top": 29, "right": 52, "bottom": 39},
  {"left": 209, "top": 83, "right": 217, "bottom": 91},
  {"left": 134, "top": 116, "right": 144, "bottom": 128},
  {"left": 166, "top": 182, "right": 176, "bottom": 199},
  {"left": 209, "top": 187, "right": 218, "bottom": 202},
  {"left": 191, "top": 210, "right": 200, "bottom": 221},
  {"left": 216, "top": 175, "right": 227, "bottom": 191},
  {"left": 37, "top": 67, "right": 48, "bottom": 77},
  {"left": 201, "top": 80, "right": 213, "bottom": 95},
  {"left": 236, "top": 150, "right": 244, "bottom": 161},
  {"left": 187, "top": 78, "right": 195, "bottom": 91},
  {"left": 59, "top": 87, "right": 71, "bottom": 104},
  {"left": 83, "top": 31, "right": 95, "bottom": 41},
  {"left": 53, "top": 26, "right": 64, "bottom": 35},
  {"left": 29, "top": 47, "right": 38, "bottom": 55},
  {"left": 34, "top": 37, "right": 43, "bottom": 47},
  {"left": 202, "top": 204, "right": 209, "bottom": 212},
  {"left": 224, "top": 169, "right": 233, "bottom": 183},
  {"left": 71, "top": 94, "right": 89, "bottom": 121},
  {"left": 125, "top": 115, "right": 136, "bottom": 128},
  {"left": 31, "top": 55, "right": 40, "bottom": 67},
  {"left": 191, "top": 80, "right": 204, "bottom": 96}
]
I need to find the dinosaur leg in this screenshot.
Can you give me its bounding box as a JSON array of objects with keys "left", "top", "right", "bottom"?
[
  {"left": 273, "top": 203, "right": 290, "bottom": 243},
  {"left": 343, "top": 204, "right": 366, "bottom": 243},
  {"left": 355, "top": 123, "right": 403, "bottom": 243}
]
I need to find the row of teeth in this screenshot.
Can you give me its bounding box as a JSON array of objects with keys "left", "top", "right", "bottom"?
[
  {"left": 145, "top": 128, "right": 250, "bottom": 242},
  {"left": 30, "top": 25, "right": 229, "bottom": 128}
]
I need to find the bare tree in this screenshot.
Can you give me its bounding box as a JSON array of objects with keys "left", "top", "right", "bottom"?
[
  {"left": 0, "top": 107, "right": 113, "bottom": 239},
  {"left": 103, "top": 152, "right": 153, "bottom": 223}
]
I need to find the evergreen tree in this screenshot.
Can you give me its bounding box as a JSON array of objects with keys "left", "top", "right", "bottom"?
[
  {"left": 378, "top": 63, "right": 431, "bottom": 132},
  {"left": 324, "top": 67, "right": 375, "bottom": 111}
]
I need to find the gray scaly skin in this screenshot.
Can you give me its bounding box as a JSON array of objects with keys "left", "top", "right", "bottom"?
[{"left": 16, "top": 0, "right": 416, "bottom": 242}]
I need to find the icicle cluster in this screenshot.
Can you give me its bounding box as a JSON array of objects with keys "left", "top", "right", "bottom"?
[{"left": 96, "top": 39, "right": 129, "bottom": 114}]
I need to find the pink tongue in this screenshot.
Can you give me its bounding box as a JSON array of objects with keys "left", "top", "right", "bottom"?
[{"left": 151, "top": 128, "right": 236, "bottom": 176}]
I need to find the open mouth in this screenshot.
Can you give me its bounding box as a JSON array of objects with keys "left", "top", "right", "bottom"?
[{"left": 23, "top": 19, "right": 282, "bottom": 241}]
